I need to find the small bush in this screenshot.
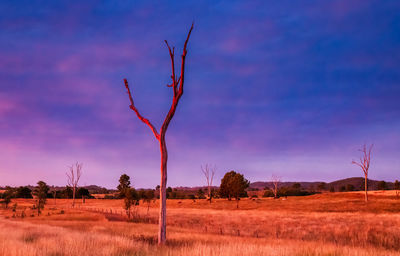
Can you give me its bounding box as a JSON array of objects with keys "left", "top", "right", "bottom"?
[{"left": 186, "top": 194, "right": 196, "bottom": 200}]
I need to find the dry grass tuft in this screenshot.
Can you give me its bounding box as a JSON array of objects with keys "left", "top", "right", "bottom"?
[{"left": 0, "top": 192, "right": 400, "bottom": 255}]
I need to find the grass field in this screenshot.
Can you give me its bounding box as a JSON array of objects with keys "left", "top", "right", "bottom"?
[{"left": 1, "top": 191, "right": 400, "bottom": 255}]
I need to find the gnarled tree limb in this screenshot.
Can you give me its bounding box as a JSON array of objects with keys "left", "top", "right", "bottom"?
[{"left": 124, "top": 79, "right": 160, "bottom": 140}]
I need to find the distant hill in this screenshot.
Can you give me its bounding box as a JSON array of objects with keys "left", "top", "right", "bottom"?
[
  {"left": 1, "top": 177, "right": 397, "bottom": 193},
  {"left": 250, "top": 177, "right": 395, "bottom": 191},
  {"left": 327, "top": 177, "right": 394, "bottom": 191}
]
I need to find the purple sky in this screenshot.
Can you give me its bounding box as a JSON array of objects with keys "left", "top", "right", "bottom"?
[{"left": 1, "top": 1, "right": 399, "bottom": 189}]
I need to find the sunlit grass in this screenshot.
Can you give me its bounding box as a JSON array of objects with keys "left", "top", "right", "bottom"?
[{"left": 1, "top": 192, "right": 400, "bottom": 255}]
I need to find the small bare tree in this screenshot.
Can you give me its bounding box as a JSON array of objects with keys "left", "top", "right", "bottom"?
[
  {"left": 123, "top": 24, "right": 193, "bottom": 244},
  {"left": 66, "top": 162, "right": 82, "bottom": 207},
  {"left": 271, "top": 174, "right": 281, "bottom": 199},
  {"left": 124, "top": 188, "right": 139, "bottom": 220},
  {"left": 352, "top": 144, "right": 373, "bottom": 202},
  {"left": 201, "top": 164, "right": 216, "bottom": 203}
]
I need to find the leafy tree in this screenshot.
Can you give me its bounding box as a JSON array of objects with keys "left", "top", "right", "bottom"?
[
  {"left": 124, "top": 188, "right": 139, "bottom": 220},
  {"left": 394, "top": 180, "right": 400, "bottom": 190},
  {"left": 15, "top": 186, "right": 33, "bottom": 198},
  {"left": 219, "top": 171, "right": 250, "bottom": 204},
  {"left": 329, "top": 186, "right": 335, "bottom": 193},
  {"left": 264, "top": 185, "right": 316, "bottom": 198},
  {"left": 346, "top": 184, "right": 355, "bottom": 192},
  {"left": 339, "top": 186, "right": 346, "bottom": 192},
  {"left": 219, "top": 171, "right": 236, "bottom": 200},
  {"left": 263, "top": 188, "right": 274, "bottom": 197},
  {"left": 117, "top": 174, "right": 131, "bottom": 198},
  {"left": 395, "top": 180, "right": 400, "bottom": 198},
  {"left": 211, "top": 188, "right": 219, "bottom": 199},
  {"left": 33, "top": 181, "right": 49, "bottom": 216},
  {"left": 77, "top": 187, "right": 91, "bottom": 203},
  {"left": 168, "top": 192, "right": 175, "bottom": 199},
  {"left": 139, "top": 190, "right": 155, "bottom": 215},
  {"left": 77, "top": 187, "right": 90, "bottom": 198},
  {"left": 197, "top": 189, "right": 206, "bottom": 199},
  {"left": 292, "top": 183, "right": 301, "bottom": 189},
  {"left": 145, "top": 189, "right": 155, "bottom": 200},
  {"left": 377, "top": 181, "right": 387, "bottom": 190},
  {"left": 62, "top": 186, "right": 73, "bottom": 199},
  {"left": 2, "top": 191, "right": 12, "bottom": 208},
  {"left": 317, "top": 182, "right": 326, "bottom": 191},
  {"left": 186, "top": 194, "right": 196, "bottom": 200}
]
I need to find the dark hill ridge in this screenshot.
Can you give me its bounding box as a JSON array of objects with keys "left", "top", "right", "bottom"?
[
  {"left": 2, "top": 177, "right": 397, "bottom": 192},
  {"left": 250, "top": 177, "right": 396, "bottom": 191}
]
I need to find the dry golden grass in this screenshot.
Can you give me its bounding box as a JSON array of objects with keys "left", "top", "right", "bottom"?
[{"left": 1, "top": 192, "right": 400, "bottom": 255}]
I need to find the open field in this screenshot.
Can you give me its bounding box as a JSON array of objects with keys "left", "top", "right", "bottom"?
[{"left": 1, "top": 192, "right": 400, "bottom": 256}]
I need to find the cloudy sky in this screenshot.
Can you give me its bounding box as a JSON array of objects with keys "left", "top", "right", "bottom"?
[{"left": 0, "top": 0, "right": 399, "bottom": 189}]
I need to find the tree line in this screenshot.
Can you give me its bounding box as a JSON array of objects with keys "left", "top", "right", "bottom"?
[{"left": 0, "top": 185, "right": 92, "bottom": 201}]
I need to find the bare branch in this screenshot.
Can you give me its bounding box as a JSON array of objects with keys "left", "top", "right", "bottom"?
[
  {"left": 124, "top": 79, "right": 160, "bottom": 140},
  {"left": 66, "top": 162, "right": 83, "bottom": 208},
  {"left": 164, "top": 40, "right": 177, "bottom": 96},
  {"left": 352, "top": 144, "right": 373, "bottom": 202},
  {"left": 66, "top": 167, "right": 73, "bottom": 187},
  {"left": 75, "top": 162, "right": 82, "bottom": 185},
  {"left": 271, "top": 174, "right": 281, "bottom": 199},
  {"left": 178, "top": 22, "right": 194, "bottom": 98},
  {"left": 201, "top": 164, "right": 216, "bottom": 203},
  {"left": 351, "top": 160, "right": 364, "bottom": 170},
  {"left": 160, "top": 24, "right": 194, "bottom": 135}
]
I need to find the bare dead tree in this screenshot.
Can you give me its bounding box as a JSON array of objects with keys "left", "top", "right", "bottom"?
[
  {"left": 123, "top": 24, "right": 193, "bottom": 245},
  {"left": 66, "top": 162, "right": 82, "bottom": 208},
  {"left": 352, "top": 144, "right": 373, "bottom": 202},
  {"left": 271, "top": 174, "right": 281, "bottom": 199},
  {"left": 201, "top": 164, "right": 216, "bottom": 203}
]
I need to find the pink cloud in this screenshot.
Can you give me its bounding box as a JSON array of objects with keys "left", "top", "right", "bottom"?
[{"left": 0, "top": 98, "right": 15, "bottom": 116}]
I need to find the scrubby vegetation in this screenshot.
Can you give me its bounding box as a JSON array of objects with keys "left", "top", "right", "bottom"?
[{"left": 1, "top": 191, "right": 400, "bottom": 255}]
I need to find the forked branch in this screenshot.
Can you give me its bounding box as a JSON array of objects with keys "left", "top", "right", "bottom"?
[
  {"left": 271, "top": 174, "right": 281, "bottom": 199},
  {"left": 352, "top": 144, "right": 373, "bottom": 176},
  {"left": 66, "top": 162, "right": 82, "bottom": 187},
  {"left": 124, "top": 79, "right": 160, "bottom": 140},
  {"left": 178, "top": 22, "right": 194, "bottom": 98},
  {"left": 124, "top": 23, "right": 194, "bottom": 140},
  {"left": 160, "top": 23, "right": 193, "bottom": 134},
  {"left": 201, "top": 164, "right": 216, "bottom": 187}
]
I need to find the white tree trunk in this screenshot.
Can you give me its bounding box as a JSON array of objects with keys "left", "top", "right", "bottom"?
[
  {"left": 158, "top": 139, "right": 168, "bottom": 244},
  {"left": 364, "top": 174, "right": 368, "bottom": 202}
]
